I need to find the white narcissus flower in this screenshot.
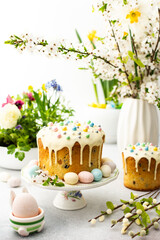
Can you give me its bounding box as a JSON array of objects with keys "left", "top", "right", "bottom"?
[{"left": 0, "top": 103, "right": 21, "bottom": 129}]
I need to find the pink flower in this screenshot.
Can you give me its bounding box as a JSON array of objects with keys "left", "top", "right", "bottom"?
[
  {"left": 2, "top": 95, "right": 14, "bottom": 107},
  {"left": 27, "top": 92, "right": 35, "bottom": 101},
  {"left": 15, "top": 100, "right": 24, "bottom": 110}
]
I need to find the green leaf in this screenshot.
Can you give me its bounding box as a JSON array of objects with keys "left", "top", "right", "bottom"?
[
  {"left": 130, "top": 214, "right": 139, "bottom": 220},
  {"left": 7, "top": 148, "right": 16, "bottom": 154},
  {"left": 140, "top": 198, "right": 153, "bottom": 205},
  {"left": 7, "top": 144, "right": 16, "bottom": 150},
  {"left": 156, "top": 208, "right": 160, "bottom": 216},
  {"left": 78, "top": 67, "right": 88, "bottom": 70},
  {"left": 99, "top": 3, "right": 107, "bottom": 12},
  {"left": 128, "top": 51, "right": 145, "bottom": 68},
  {"left": 110, "top": 20, "right": 117, "bottom": 25},
  {"left": 132, "top": 76, "right": 141, "bottom": 82},
  {"left": 106, "top": 201, "right": 114, "bottom": 210},
  {"left": 101, "top": 211, "right": 106, "bottom": 214},
  {"left": 130, "top": 192, "right": 135, "bottom": 200},
  {"left": 124, "top": 207, "right": 131, "bottom": 214},
  {"left": 55, "top": 182, "right": 65, "bottom": 187},
  {"left": 19, "top": 146, "right": 30, "bottom": 151},
  {"left": 15, "top": 151, "right": 25, "bottom": 161},
  {"left": 136, "top": 202, "right": 144, "bottom": 212},
  {"left": 134, "top": 58, "right": 145, "bottom": 68},
  {"left": 75, "top": 29, "right": 82, "bottom": 43},
  {"left": 120, "top": 199, "right": 128, "bottom": 204},
  {"left": 123, "top": 0, "right": 128, "bottom": 5},
  {"left": 141, "top": 211, "right": 151, "bottom": 227},
  {"left": 128, "top": 51, "right": 134, "bottom": 58},
  {"left": 128, "top": 73, "right": 133, "bottom": 82},
  {"left": 42, "top": 178, "right": 50, "bottom": 186}
]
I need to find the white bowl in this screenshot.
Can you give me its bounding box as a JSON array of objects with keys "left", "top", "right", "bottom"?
[{"left": 0, "top": 147, "right": 38, "bottom": 170}]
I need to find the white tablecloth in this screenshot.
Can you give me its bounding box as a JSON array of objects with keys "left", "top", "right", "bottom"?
[{"left": 0, "top": 144, "right": 159, "bottom": 240}]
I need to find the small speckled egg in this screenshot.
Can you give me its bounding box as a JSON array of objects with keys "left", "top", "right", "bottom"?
[
  {"left": 0, "top": 172, "right": 11, "bottom": 182},
  {"left": 101, "top": 157, "right": 113, "bottom": 165},
  {"left": 64, "top": 172, "right": 78, "bottom": 185},
  {"left": 101, "top": 158, "right": 116, "bottom": 173},
  {"left": 28, "top": 165, "right": 40, "bottom": 178},
  {"left": 100, "top": 165, "right": 111, "bottom": 178},
  {"left": 91, "top": 169, "right": 102, "bottom": 182},
  {"left": 8, "top": 176, "right": 21, "bottom": 188},
  {"left": 78, "top": 171, "right": 94, "bottom": 183}
]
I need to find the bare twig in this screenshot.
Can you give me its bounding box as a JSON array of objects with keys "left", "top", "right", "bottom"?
[{"left": 151, "top": 8, "right": 160, "bottom": 62}]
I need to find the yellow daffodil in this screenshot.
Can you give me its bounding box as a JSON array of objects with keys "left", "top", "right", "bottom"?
[
  {"left": 87, "top": 30, "right": 97, "bottom": 42},
  {"left": 123, "top": 32, "right": 128, "bottom": 37},
  {"left": 38, "top": 90, "right": 42, "bottom": 96},
  {"left": 42, "top": 83, "right": 47, "bottom": 92},
  {"left": 126, "top": 9, "right": 141, "bottom": 24},
  {"left": 28, "top": 85, "right": 33, "bottom": 92},
  {"left": 88, "top": 103, "right": 106, "bottom": 109}
]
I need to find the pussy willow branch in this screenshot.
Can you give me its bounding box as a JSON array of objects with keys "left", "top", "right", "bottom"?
[
  {"left": 111, "top": 190, "right": 160, "bottom": 228},
  {"left": 132, "top": 217, "right": 160, "bottom": 239},
  {"left": 124, "top": 200, "right": 160, "bottom": 232},
  {"left": 88, "top": 191, "right": 152, "bottom": 222}
]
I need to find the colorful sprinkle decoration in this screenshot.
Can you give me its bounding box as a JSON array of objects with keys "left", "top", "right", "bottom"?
[
  {"left": 62, "top": 127, "right": 67, "bottom": 131},
  {"left": 53, "top": 127, "right": 58, "bottom": 132},
  {"left": 86, "top": 134, "right": 90, "bottom": 138},
  {"left": 66, "top": 136, "right": 70, "bottom": 140},
  {"left": 57, "top": 134, "right": 62, "bottom": 138},
  {"left": 72, "top": 126, "right": 77, "bottom": 131},
  {"left": 145, "top": 146, "right": 149, "bottom": 151},
  {"left": 83, "top": 128, "right": 88, "bottom": 132},
  {"left": 130, "top": 149, "right": 134, "bottom": 153},
  {"left": 90, "top": 122, "right": 94, "bottom": 127}
]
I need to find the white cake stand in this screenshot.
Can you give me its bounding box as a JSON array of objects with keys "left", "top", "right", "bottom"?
[{"left": 21, "top": 165, "right": 119, "bottom": 211}]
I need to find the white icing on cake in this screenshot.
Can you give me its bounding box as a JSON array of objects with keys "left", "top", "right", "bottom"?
[
  {"left": 37, "top": 121, "right": 105, "bottom": 168},
  {"left": 123, "top": 143, "right": 160, "bottom": 180}
]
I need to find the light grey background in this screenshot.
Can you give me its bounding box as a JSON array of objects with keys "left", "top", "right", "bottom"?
[{"left": 0, "top": 144, "right": 159, "bottom": 240}]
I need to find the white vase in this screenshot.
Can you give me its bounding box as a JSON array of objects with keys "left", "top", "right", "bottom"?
[
  {"left": 117, "top": 98, "right": 159, "bottom": 150},
  {"left": 0, "top": 147, "right": 38, "bottom": 170},
  {"left": 77, "top": 106, "right": 120, "bottom": 144}
]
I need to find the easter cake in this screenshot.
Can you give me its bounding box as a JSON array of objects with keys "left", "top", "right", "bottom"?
[
  {"left": 122, "top": 143, "right": 160, "bottom": 191},
  {"left": 37, "top": 121, "right": 105, "bottom": 179}
]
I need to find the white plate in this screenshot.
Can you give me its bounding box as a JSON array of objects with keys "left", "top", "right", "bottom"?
[{"left": 21, "top": 164, "right": 119, "bottom": 191}]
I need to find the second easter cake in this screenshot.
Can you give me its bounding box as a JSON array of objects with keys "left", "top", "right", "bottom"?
[
  {"left": 122, "top": 143, "right": 160, "bottom": 191},
  {"left": 37, "top": 121, "right": 105, "bottom": 179}
]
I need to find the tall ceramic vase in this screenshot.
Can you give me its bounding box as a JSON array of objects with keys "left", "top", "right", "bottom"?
[{"left": 117, "top": 98, "right": 159, "bottom": 150}]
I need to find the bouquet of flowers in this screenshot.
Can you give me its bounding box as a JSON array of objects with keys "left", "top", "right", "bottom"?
[
  {"left": 0, "top": 80, "right": 74, "bottom": 161},
  {"left": 4, "top": 0, "right": 160, "bottom": 107}
]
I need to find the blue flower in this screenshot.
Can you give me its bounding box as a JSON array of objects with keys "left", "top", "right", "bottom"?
[
  {"left": 15, "top": 125, "right": 23, "bottom": 130},
  {"left": 45, "top": 80, "right": 63, "bottom": 92},
  {"left": 51, "top": 79, "right": 57, "bottom": 89},
  {"left": 45, "top": 81, "right": 52, "bottom": 89},
  {"left": 56, "top": 84, "right": 63, "bottom": 92}
]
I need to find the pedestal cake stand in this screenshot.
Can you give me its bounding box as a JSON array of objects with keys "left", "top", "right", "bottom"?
[{"left": 21, "top": 164, "right": 119, "bottom": 211}]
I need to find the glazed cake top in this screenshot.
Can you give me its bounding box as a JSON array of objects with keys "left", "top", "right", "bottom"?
[
  {"left": 37, "top": 121, "right": 105, "bottom": 166},
  {"left": 123, "top": 142, "right": 160, "bottom": 179}
]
